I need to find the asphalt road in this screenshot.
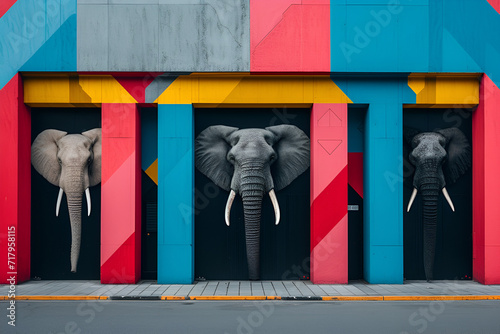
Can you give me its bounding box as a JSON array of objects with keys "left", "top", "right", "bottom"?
[{"left": 1, "top": 300, "right": 499, "bottom": 334}]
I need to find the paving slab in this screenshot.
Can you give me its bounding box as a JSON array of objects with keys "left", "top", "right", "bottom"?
[{"left": 2, "top": 279, "right": 500, "bottom": 301}]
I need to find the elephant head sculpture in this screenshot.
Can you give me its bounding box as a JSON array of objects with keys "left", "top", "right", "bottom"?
[
  {"left": 31, "top": 128, "right": 102, "bottom": 273},
  {"left": 195, "top": 125, "right": 310, "bottom": 280},
  {"left": 404, "top": 127, "right": 471, "bottom": 281}
]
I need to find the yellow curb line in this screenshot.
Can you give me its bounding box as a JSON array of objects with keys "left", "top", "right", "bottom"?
[
  {"left": 188, "top": 296, "right": 281, "bottom": 301},
  {"left": 1, "top": 296, "right": 108, "bottom": 300},
  {"left": 382, "top": 295, "right": 500, "bottom": 301},
  {"left": 2, "top": 295, "right": 500, "bottom": 301},
  {"left": 161, "top": 296, "right": 188, "bottom": 300}
]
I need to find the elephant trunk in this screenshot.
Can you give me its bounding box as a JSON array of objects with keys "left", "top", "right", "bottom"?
[
  {"left": 420, "top": 177, "right": 440, "bottom": 282},
  {"left": 62, "top": 167, "right": 87, "bottom": 273},
  {"left": 239, "top": 162, "right": 266, "bottom": 280},
  {"left": 66, "top": 192, "right": 83, "bottom": 273}
]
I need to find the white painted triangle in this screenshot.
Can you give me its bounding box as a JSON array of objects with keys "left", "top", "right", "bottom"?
[{"left": 318, "top": 140, "right": 342, "bottom": 155}]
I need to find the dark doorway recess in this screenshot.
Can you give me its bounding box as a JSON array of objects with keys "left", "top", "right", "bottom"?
[
  {"left": 348, "top": 185, "right": 363, "bottom": 280},
  {"left": 141, "top": 107, "right": 158, "bottom": 280},
  {"left": 194, "top": 108, "right": 310, "bottom": 280},
  {"left": 403, "top": 108, "right": 473, "bottom": 280},
  {"left": 347, "top": 106, "right": 365, "bottom": 280},
  {"left": 31, "top": 108, "right": 101, "bottom": 280}
]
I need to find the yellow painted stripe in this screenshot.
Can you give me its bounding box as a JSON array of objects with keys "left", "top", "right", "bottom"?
[
  {"left": 1, "top": 296, "right": 108, "bottom": 300},
  {"left": 2, "top": 295, "right": 499, "bottom": 301},
  {"left": 383, "top": 295, "right": 500, "bottom": 301},
  {"left": 24, "top": 75, "right": 137, "bottom": 105},
  {"left": 161, "top": 296, "right": 188, "bottom": 300},
  {"left": 145, "top": 158, "right": 158, "bottom": 185},
  {"left": 155, "top": 75, "right": 352, "bottom": 105},
  {"left": 408, "top": 73, "right": 480, "bottom": 106}
]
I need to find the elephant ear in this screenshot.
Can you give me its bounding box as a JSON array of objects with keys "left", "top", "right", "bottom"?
[
  {"left": 195, "top": 125, "right": 239, "bottom": 191},
  {"left": 266, "top": 125, "right": 310, "bottom": 191},
  {"left": 437, "top": 127, "right": 472, "bottom": 184},
  {"left": 82, "top": 128, "right": 102, "bottom": 187},
  {"left": 403, "top": 127, "right": 420, "bottom": 187},
  {"left": 31, "top": 129, "right": 67, "bottom": 187}
]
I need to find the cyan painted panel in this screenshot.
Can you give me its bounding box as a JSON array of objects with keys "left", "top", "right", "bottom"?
[
  {"left": 442, "top": 0, "right": 499, "bottom": 83},
  {"left": 331, "top": 0, "right": 428, "bottom": 4},
  {"left": 77, "top": 4, "right": 108, "bottom": 71},
  {"left": 364, "top": 103, "right": 403, "bottom": 284},
  {"left": 0, "top": 0, "right": 76, "bottom": 89},
  {"left": 396, "top": 5, "right": 428, "bottom": 72},
  {"left": 158, "top": 1, "right": 249, "bottom": 71},
  {"left": 108, "top": 5, "right": 159, "bottom": 71},
  {"left": 332, "top": 4, "right": 428, "bottom": 72},
  {"left": 158, "top": 104, "right": 194, "bottom": 138},
  {"left": 157, "top": 104, "right": 194, "bottom": 284},
  {"left": 364, "top": 245, "right": 403, "bottom": 283},
  {"left": 158, "top": 244, "right": 193, "bottom": 284}
]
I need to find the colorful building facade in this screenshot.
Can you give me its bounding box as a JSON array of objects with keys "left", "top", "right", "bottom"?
[{"left": 1, "top": 0, "right": 500, "bottom": 285}]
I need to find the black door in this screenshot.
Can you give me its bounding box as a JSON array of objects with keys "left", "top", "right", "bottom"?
[
  {"left": 194, "top": 108, "right": 310, "bottom": 280},
  {"left": 31, "top": 108, "right": 101, "bottom": 280},
  {"left": 141, "top": 108, "right": 158, "bottom": 279},
  {"left": 347, "top": 107, "right": 365, "bottom": 280},
  {"left": 403, "top": 108, "right": 472, "bottom": 280}
]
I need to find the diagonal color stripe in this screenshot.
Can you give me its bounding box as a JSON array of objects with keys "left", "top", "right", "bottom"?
[
  {"left": 311, "top": 166, "right": 348, "bottom": 250},
  {"left": 101, "top": 153, "right": 137, "bottom": 265}
]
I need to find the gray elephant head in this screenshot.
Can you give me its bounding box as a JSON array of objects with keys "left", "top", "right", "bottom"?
[
  {"left": 195, "top": 125, "right": 310, "bottom": 280},
  {"left": 404, "top": 127, "right": 471, "bottom": 281},
  {"left": 31, "top": 128, "right": 102, "bottom": 273}
]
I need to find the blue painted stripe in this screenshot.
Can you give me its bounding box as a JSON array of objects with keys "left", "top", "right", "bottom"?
[
  {"left": 364, "top": 102, "right": 403, "bottom": 284},
  {"left": 157, "top": 104, "right": 194, "bottom": 284},
  {"left": 0, "top": 0, "right": 76, "bottom": 90}
]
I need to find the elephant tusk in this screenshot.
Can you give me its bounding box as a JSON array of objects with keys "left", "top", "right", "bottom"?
[
  {"left": 225, "top": 190, "right": 236, "bottom": 226},
  {"left": 269, "top": 189, "right": 281, "bottom": 225},
  {"left": 85, "top": 188, "right": 91, "bottom": 216},
  {"left": 407, "top": 188, "right": 418, "bottom": 212},
  {"left": 56, "top": 188, "right": 64, "bottom": 217},
  {"left": 442, "top": 187, "right": 455, "bottom": 212}
]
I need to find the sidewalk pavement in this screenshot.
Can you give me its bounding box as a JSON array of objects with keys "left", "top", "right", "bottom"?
[{"left": 1, "top": 280, "right": 500, "bottom": 301}]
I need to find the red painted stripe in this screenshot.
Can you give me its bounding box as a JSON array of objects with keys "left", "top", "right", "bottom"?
[
  {"left": 311, "top": 166, "right": 348, "bottom": 250},
  {"left": 114, "top": 76, "right": 157, "bottom": 104},
  {"left": 487, "top": 0, "right": 500, "bottom": 14},
  {"left": 348, "top": 152, "right": 363, "bottom": 198},
  {"left": 251, "top": 3, "right": 330, "bottom": 72},
  {"left": 473, "top": 75, "right": 500, "bottom": 284},
  {"left": 0, "top": 0, "right": 16, "bottom": 19},
  {"left": 101, "top": 104, "right": 141, "bottom": 284},
  {"left": 0, "top": 74, "right": 31, "bottom": 284},
  {"left": 101, "top": 233, "right": 139, "bottom": 284}
]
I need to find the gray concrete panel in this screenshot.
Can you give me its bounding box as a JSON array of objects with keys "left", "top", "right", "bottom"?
[
  {"left": 77, "top": 4, "right": 108, "bottom": 71},
  {"left": 159, "top": 0, "right": 202, "bottom": 3},
  {"left": 77, "top": 1, "right": 249, "bottom": 72},
  {"left": 108, "top": 5, "right": 159, "bottom": 71},
  {"left": 159, "top": 0, "right": 249, "bottom": 71},
  {"left": 109, "top": 0, "right": 159, "bottom": 4},
  {"left": 145, "top": 73, "right": 187, "bottom": 103}
]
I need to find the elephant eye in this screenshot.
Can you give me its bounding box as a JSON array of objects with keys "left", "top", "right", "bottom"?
[
  {"left": 228, "top": 153, "right": 235, "bottom": 162},
  {"left": 270, "top": 153, "right": 276, "bottom": 161},
  {"left": 57, "top": 158, "right": 62, "bottom": 165}
]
